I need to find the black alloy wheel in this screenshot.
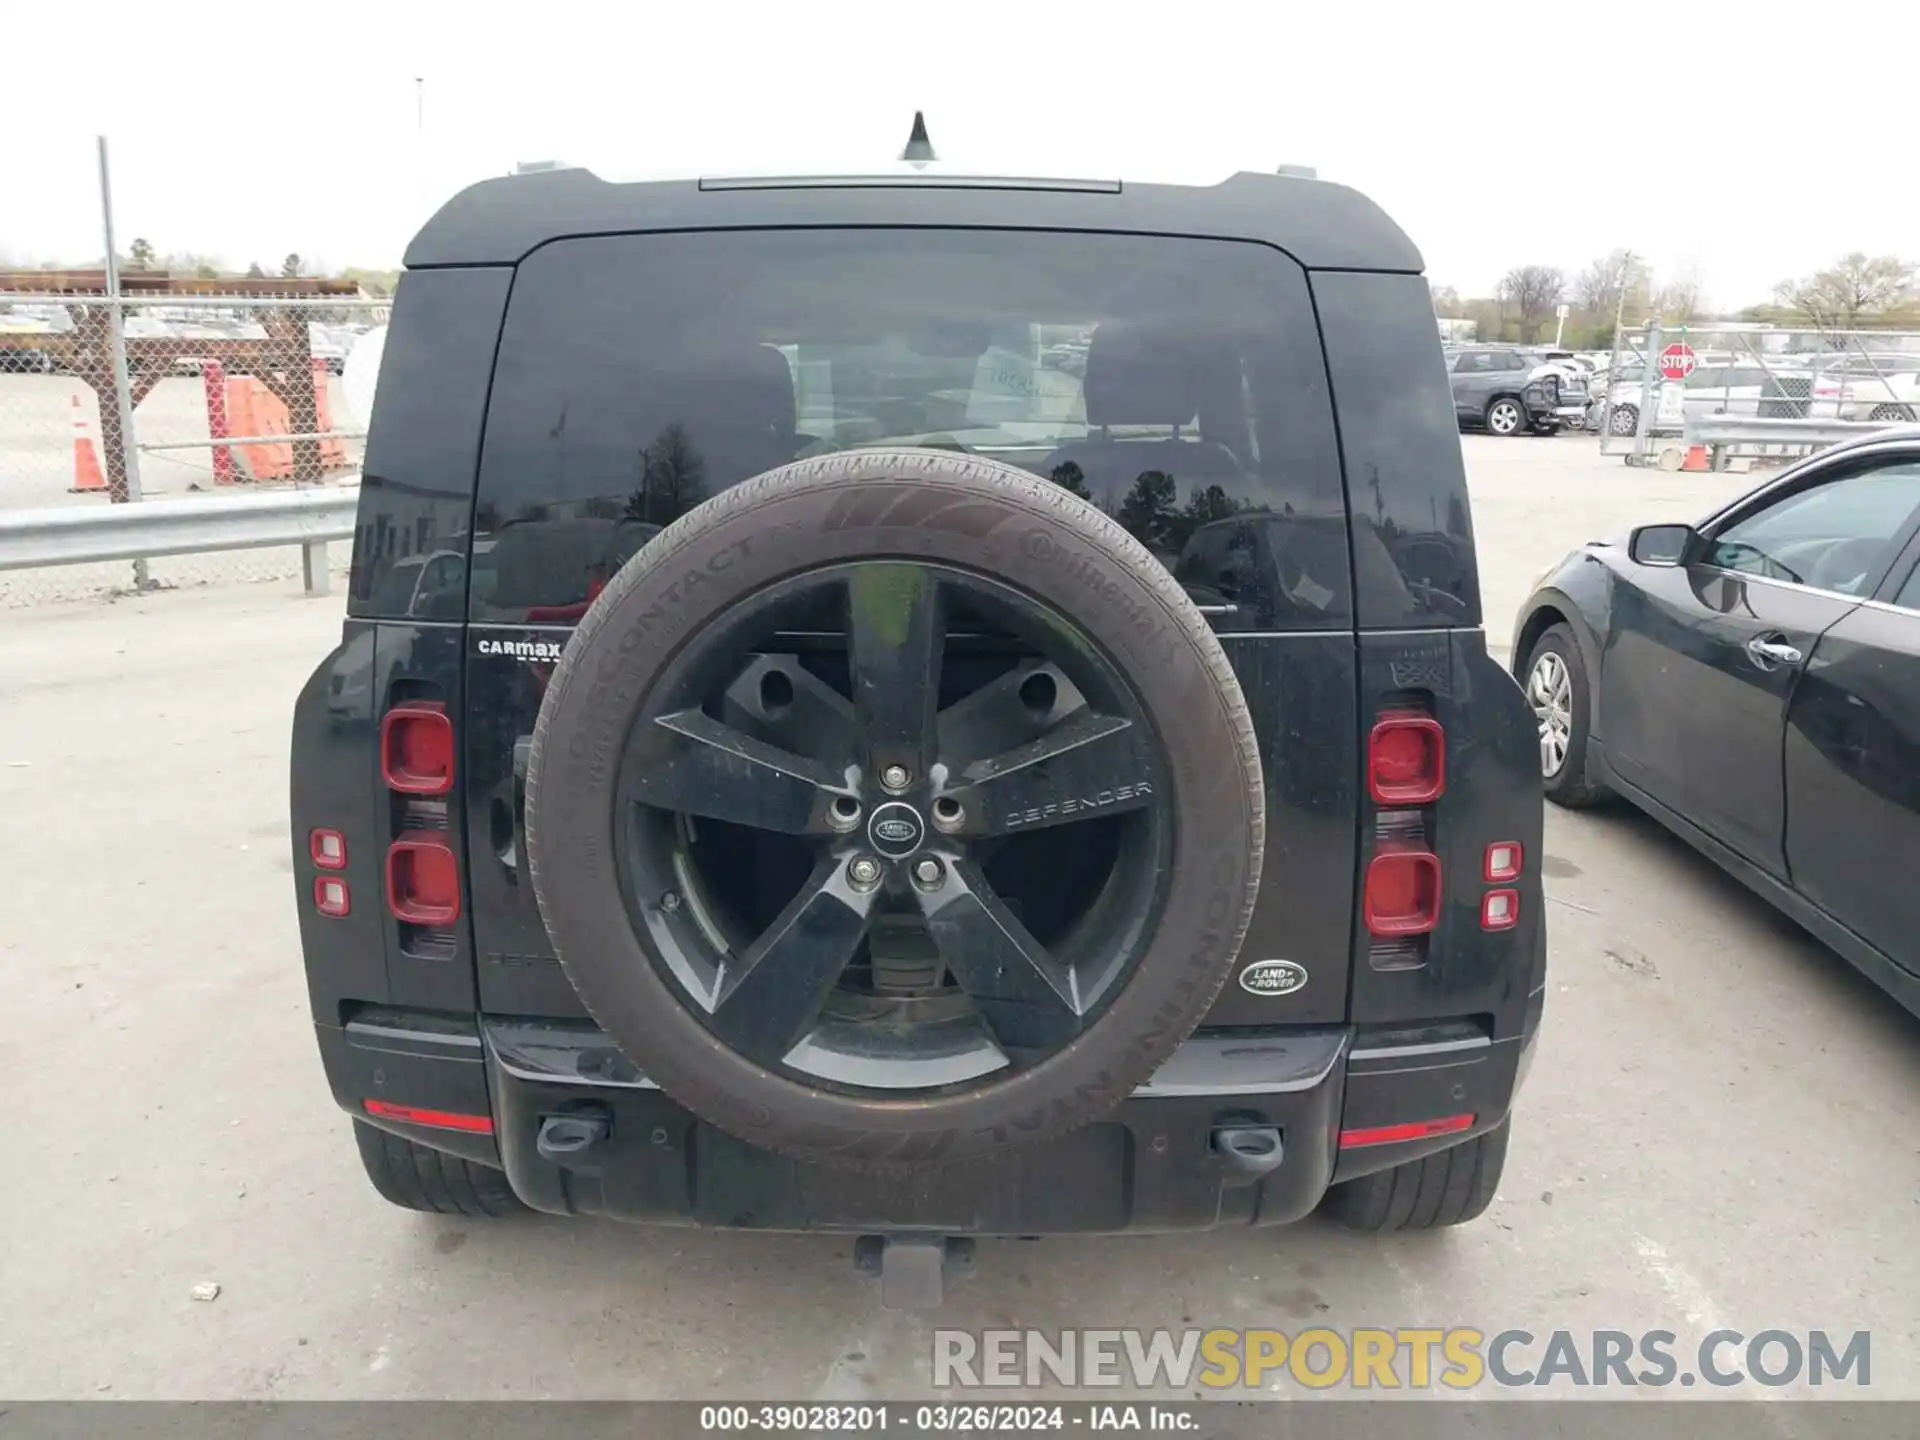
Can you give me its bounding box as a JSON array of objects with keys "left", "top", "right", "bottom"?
[{"left": 614, "top": 561, "right": 1173, "bottom": 1092}]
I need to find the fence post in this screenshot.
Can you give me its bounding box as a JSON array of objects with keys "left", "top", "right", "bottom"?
[
  {"left": 1634, "top": 321, "right": 1663, "bottom": 467},
  {"left": 96, "top": 134, "right": 150, "bottom": 590},
  {"left": 302, "top": 540, "right": 331, "bottom": 596},
  {"left": 201, "top": 362, "right": 236, "bottom": 485}
]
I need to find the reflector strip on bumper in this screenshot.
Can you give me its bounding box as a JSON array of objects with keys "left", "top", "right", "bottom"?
[
  {"left": 1338, "top": 1112, "right": 1474, "bottom": 1149},
  {"left": 364, "top": 1099, "right": 494, "bottom": 1133}
]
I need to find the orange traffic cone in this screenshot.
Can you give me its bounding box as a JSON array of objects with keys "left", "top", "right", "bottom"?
[
  {"left": 1681, "top": 444, "right": 1711, "bottom": 472},
  {"left": 69, "top": 393, "right": 107, "bottom": 493}
]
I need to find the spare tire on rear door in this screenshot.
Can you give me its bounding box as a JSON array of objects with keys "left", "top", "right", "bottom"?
[{"left": 524, "top": 448, "right": 1265, "bottom": 1169}]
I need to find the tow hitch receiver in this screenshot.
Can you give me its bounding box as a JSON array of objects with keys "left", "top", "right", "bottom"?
[
  {"left": 855, "top": 1235, "right": 976, "bottom": 1311},
  {"left": 1212, "top": 1124, "right": 1286, "bottom": 1178}
]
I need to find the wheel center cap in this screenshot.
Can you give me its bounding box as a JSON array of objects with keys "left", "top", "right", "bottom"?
[{"left": 867, "top": 801, "right": 926, "bottom": 859}]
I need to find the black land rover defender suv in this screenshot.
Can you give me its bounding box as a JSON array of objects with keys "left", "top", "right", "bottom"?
[{"left": 290, "top": 162, "right": 1545, "bottom": 1297}]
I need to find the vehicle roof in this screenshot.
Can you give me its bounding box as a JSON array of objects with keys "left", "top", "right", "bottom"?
[{"left": 403, "top": 166, "right": 1424, "bottom": 273}]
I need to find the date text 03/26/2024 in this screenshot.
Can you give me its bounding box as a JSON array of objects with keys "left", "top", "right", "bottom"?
[{"left": 699, "top": 1404, "right": 1194, "bottom": 1432}]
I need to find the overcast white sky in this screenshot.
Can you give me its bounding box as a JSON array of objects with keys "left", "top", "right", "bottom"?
[{"left": 4, "top": 3, "right": 1914, "bottom": 308}]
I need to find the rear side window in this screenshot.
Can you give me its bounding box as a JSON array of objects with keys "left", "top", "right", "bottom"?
[
  {"left": 348, "top": 268, "right": 512, "bottom": 618},
  {"left": 471, "top": 228, "right": 1349, "bottom": 629},
  {"left": 1313, "top": 271, "right": 1480, "bottom": 629}
]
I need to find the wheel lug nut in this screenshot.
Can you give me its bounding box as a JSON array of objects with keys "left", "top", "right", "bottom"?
[
  {"left": 912, "top": 857, "right": 945, "bottom": 889},
  {"left": 880, "top": 764, "right": 912, "bottom": 793},
  {"left": 847, "top": 856, "right": 883, "bottom": 890}
]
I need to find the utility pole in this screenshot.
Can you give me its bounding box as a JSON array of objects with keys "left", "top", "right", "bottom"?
[{"left": 1612, "top": 250, "right": 1637, "bottom": 344}]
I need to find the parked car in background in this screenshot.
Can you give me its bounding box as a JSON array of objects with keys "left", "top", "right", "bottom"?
[
  {"left": 1518, "top": 350, "right": 1594, "bottom": 429},
  {"left": 1808, "top": 355, "right": 1920, "bottom": 423},
  {"left": 0, "top": 303, "right": 72, "bottom": 374},
  {"left": 1596, "top": 360, "right": 1821, "bottom": 437},
  {"left": 309, "top": 324, "right": 353, "bottom": 375},
  {"left": 0, "top": 343, "right": 54, "bottom": 374},
  {"left": 1447, "top": 345, "right": 1579, "bottom": 436},
  {"left": 1512, "top": 426, "right": 1920, "bottom": 1017}
]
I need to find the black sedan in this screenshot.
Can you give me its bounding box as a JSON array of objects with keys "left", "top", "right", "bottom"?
[{"left": 1512, "top": 427, "right": 1920, "bottom": 1015}]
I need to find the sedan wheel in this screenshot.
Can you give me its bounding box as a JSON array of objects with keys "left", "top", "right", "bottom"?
[
  {"left": 1870, "top": 404, "right": 1916, "bottom": 423},
  {"left": 1527, "top": 651, "right": 1573, "bottom": 778},
  {"left": 1486, "top": 398, "right": 1525, "bottom": 436},
  {"left": 1608, "top": 403, "right": 1639, "bottom": 437}
]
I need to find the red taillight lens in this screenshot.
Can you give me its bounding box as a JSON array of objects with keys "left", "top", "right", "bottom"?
[
  {"left": 1481, "top": 888, "right": 1520, "bottom": 931},
  {"left": 1365, "top": 848, "right": 1442, "bottom": 936},
  {"left": 381, "top": 702, "right": 454, "bottom": 795},
  {"left": 1369, "top": 712, "right": 1445, "bottom": 806},
  {"left": 313, "top": 875, "right": 351, "bottom": 918},
  {"left": 1339, "top": 1113, "right": 1475, "bottom": 1149},
  {"left": 309, "top": 827, "right": 347, "bottom": 870},
  {"left": 1483, "top": 841, "right": 1523, "bottom": 882},
  {"left": 386, "top": 835, "right": 460, "bottom": 925}
]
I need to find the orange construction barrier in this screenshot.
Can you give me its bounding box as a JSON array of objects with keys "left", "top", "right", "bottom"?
[
  {"left": 69, "top": 393, "right": 107, "bottom": 493},
  {"left": 221, "top": 377, "right": 292, "bottom": 481}
]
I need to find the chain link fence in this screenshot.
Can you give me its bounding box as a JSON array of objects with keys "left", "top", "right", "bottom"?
[
  {"left": 1594, "top": 321, "right": 1920, "bottom": 466},
  {"left": 0, "top": 287, "right": 383, "bottom": 605}
]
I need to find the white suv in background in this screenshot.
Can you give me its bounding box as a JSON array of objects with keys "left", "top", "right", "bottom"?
[{"left": 1810, "top": 355, "right": 1920, "bottom": 423}]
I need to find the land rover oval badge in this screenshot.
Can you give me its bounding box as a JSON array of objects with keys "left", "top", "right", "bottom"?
[{"left": 1239, "top": 959, "right": 1308, "bottom": 997}]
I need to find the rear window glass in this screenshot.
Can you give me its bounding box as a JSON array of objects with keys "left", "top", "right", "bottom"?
[{"left": 472, "top": 228, "right": 1347, "bottom": 628}]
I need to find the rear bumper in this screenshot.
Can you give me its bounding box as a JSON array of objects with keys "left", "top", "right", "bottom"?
[{"left": 321, "top": 996, "right": 1541, "bottom": 1235}]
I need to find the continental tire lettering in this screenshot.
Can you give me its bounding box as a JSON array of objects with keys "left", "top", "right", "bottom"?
[
  {"left": 1051, "top": 1072, "right": 1115, "bottom": 1120},
  {"left": 821, "top": 486, "right": 1015, "bottom": 538}
]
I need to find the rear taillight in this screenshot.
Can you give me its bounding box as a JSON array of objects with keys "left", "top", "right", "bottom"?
[
  {"left": 381, "top": 702, "right": 455, "bottom": 795},
  {"left": 1481, "top": 888, "right": 1519, "bottom": 931},
  {"left": 386, "top": 833, "right": 460, "bottom": 925},
  {"left": 1368, "top": 712, "right": 1445, "bottom": 806},
  {"left": 1365, "top": 846, "right": 1442, "bottom": 937},
  {"left": 313, "top": 875, "right": 351, "bottom": 918},
  {"left": 1483, "top": 841, "right": 1523, "bottom": 882},
  {"left": 309, "top": 828, "right": 347, "bottom": 869}
]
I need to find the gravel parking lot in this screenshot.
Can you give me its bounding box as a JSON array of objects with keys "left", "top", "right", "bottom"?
[{"left": 2, "top": 435, "right": 1916, "bottom": 1401}]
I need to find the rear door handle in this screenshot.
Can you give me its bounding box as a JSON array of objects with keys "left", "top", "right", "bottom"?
[{"left": 1745, "top": 636, "right": 1803, "bottom": 668}]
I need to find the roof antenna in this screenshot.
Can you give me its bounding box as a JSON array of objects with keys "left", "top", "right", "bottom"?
[{"left": 900, "top": 111, "right": 937, "bottom": 166}]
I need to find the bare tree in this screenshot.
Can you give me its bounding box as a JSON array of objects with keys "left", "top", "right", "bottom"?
[
  {"left": 281, "top": 252, "right": 304, "bottom": 278},
  {"left": 128, "top": 237, "right": 157, "bottom": 270},
  {"left": 1497, "top": 265, "right": 1566, "bottom": 342},
  {"left": 1429, "top": 283, "right": 1464, "bottom": 318},
  {"left": 1652, "top": 262, "right": 1705, "bottom": 323},
  {"left": 1773, "top": 253, "right": 1918, "bottom": 330},
  {"left": 1574, "top": 249, "right": 1638, "bottom": 316}
]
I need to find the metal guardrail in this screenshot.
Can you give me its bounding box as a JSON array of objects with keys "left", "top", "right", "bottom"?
[
  {"left": 1682, "top": 415, "right": 1906, "bottom": 448},
  {"left": 1679, "top": 415, "right": 1917, "bottom": 472},
  {"left": 0, "top": 487, "right": 358, "bottom": 595}
]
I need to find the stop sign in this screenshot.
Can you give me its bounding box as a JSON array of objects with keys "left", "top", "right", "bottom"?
[{"left": 1658, "top": 343, "right": 1697, "bottom": 381}]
